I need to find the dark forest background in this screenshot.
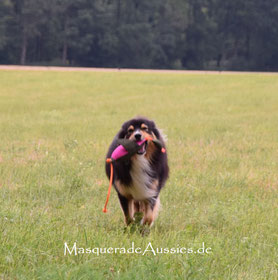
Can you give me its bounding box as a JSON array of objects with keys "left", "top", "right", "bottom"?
[{"left": 0, "top": 0, "right": 278, "bottom": 71}]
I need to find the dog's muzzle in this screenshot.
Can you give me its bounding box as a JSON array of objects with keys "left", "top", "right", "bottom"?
[{"left": 137, "top": 139, "right": 148, "bottom": 155}]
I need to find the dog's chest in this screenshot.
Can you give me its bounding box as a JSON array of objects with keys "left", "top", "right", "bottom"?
[{"left": 118, "top": 155, "right": 156, "bottom": 200}]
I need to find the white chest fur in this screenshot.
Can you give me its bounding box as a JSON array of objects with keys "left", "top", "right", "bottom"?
[
  {"left": 127, "top": 155, "right": 156, "bottom": 200},
  {"left": 114, "top": 155, "right": 157, "bottom": 200}
]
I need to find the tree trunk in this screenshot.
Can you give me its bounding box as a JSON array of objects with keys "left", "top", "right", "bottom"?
[
  {"left": 62, "top": 19, "right": 68, "bottom": 65},
  {"left": 62, "top": 40, "right": 67, "bottom": 65},
  {"left": 20, "top": 32, "right": 27, "bottom": 65},
  {"left": 217, "top": 54, "right": 222, "bottom": 68},
  {"left": 116, "top": 0, "right": 121, "bottom": 25}
]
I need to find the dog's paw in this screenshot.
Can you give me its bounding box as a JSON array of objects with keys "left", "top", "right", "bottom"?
[{"left": 134, "top": 212, "right": 143, "bottom": 224}]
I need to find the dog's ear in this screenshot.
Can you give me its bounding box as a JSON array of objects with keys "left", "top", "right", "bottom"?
[
  {"left": 148, "top": 120, "right": 160, "bottom": 139},
  {"left": 152, "top": 127, "right": 160, "bottom": 139},
  {"left": 118, "top": 128, "right": 126, "bottom": 139},
  {"left": 118, "top": 120, "right": 130, "bottom": 139}
]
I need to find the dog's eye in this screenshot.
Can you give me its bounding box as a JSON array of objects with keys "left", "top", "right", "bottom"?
[
  {"left": 128, "top": 128, "right": 134, "bottom": 133},
  {"left": 142, "top": 127, "right": 148, "bottom": 131}
]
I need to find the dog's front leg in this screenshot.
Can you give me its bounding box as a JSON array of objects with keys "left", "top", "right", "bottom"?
[
  {"left": 141, "top": 196, "right": 160, "bottom": 227},
  {"left": 117, "top": 193, "right": 135, "bottom": 225}
]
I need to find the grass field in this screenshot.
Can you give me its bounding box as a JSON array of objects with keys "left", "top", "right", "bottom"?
[{"left": 0, "top": 69, "right": 278, "bottom": 279}]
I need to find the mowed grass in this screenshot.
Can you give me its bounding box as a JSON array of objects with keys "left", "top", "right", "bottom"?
[{"left": 0, "top": 69, "right": 278, "bottom": 280}]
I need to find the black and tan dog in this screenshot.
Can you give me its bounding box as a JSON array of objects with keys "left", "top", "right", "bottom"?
[{"left": 105, "top": 117, "right": 169, "bottom": 227}]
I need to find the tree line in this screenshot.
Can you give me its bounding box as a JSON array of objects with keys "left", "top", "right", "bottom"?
[{"left": 0, "top": 0, "right": 278, "bottom": 71}]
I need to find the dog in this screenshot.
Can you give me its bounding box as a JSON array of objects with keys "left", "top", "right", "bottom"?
[{"left": 105, "top": 117, "right": 169, "bottom": 227}]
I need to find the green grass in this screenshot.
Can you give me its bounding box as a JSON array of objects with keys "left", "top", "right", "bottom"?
[{"left": 0, "top": 70, "right": 278, "bottom": 279}]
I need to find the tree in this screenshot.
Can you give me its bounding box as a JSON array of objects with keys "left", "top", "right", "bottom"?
[
  {"left": 0, "top": 0, "right": 278, "bottom": 70},
  {"left": 9, "top": 0, "right": 49, "bottom": 65},
  {"left": 0, "top": 0, "right": 13, "bottom": 52}
]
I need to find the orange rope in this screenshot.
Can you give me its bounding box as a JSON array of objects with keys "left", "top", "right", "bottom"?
[{"left": 103, "top": 159, "right": 113, "bottom": 213}]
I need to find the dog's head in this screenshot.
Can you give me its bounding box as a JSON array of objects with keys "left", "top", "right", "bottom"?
[{"left": 118, "top": 117, "right": 163, "bottom": 155}]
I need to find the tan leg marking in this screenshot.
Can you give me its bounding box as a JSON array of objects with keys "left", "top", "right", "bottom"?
[
  {"left": 124, "top": 199, "right": 135, "bottom": 225},
  {"left": 141, "top": 196, "right": 160, "bottom": 227},
  {"left": 128, "top": 199, "right": 135, "bottom": 220},
  {"left": 115, "top": 180, "right": 131, "bottom": 198}
]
